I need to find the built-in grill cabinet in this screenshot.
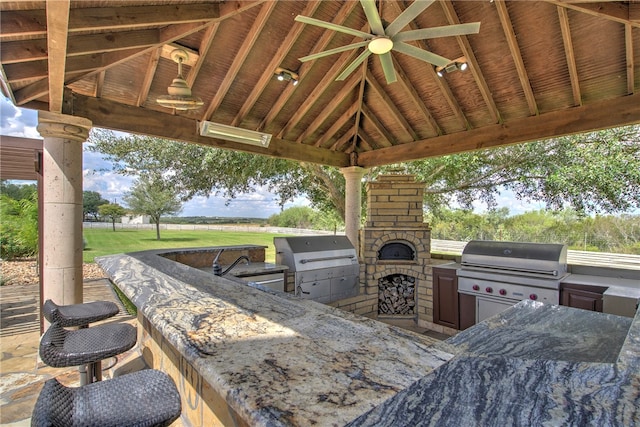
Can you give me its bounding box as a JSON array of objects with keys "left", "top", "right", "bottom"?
[{"left": 274, "top": 236, "right": 360, "bottom": 303}]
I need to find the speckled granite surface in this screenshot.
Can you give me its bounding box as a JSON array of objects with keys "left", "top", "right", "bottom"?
[
  {"left": 98, "top": 248, "right": 640, "bottom": 427},
  {"left": 97, "top": 250, "right": 452, "bottom": 427},
  {"left": 348, "top": 301, "right": 640, "bottom": 427}
]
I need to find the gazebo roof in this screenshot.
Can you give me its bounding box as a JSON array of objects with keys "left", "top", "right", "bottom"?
[{"left": 1, "top": 0, "right": 639, "bottom": 168}]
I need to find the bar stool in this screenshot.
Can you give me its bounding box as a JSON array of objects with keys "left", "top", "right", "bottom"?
[
  {"left": 40, "top": 321, "right": 137, "bottom": 384},
  {"left": 42, "top": 299, "right": 120, "bottom": 327},
  {"left": 31, "top": 369, "right": 182, "bottom": 427}
]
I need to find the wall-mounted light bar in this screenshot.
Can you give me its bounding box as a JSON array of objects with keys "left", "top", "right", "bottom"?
[{"left": 198, "top": 121, "right": 272, "bottom": 148}]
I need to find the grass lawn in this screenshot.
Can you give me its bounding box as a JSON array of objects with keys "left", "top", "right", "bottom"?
[{"left": 83, "top": 228, "right": 290, "bottom": 263}]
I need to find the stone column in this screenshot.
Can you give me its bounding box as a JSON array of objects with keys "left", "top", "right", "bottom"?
[
  {"left": 37, "top": 112, "right": 92, "bottom": 305},
  {"left": 340, "top": 166, "right": 367, "bottom": 253}
]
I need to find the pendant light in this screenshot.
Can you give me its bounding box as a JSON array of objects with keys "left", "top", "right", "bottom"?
[{"left": 157, "top": 49, "right": 203, "bottom": 111}]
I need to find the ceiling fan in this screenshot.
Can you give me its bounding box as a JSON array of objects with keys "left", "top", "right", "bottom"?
[{"left": 295, "top": 0, "right": 480, "bottom": 84}]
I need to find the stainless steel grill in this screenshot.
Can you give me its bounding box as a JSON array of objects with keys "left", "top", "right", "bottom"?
[
  {"left": 457, "top": 240, "right": 569, "bottom": 323},
  {"left": 274, "top": 236, "right": 360, "bottom": 303}
]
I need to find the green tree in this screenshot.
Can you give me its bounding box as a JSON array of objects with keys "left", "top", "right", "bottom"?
[
  {"left": 123, "top": 174, "right": 182, "bottom": 240},
  {"left": 1, "top": 181, "right": 37, "bottom": 200},
  {"left": 83, "top": 191, "right": 109, "bottom": 221},
  {"left": 89, "top": 125, "right": 640, "bottom": 220},
  {"left": 98, "top": 203, "right": 126, "bottom": 231},
  {"left": 0, "top": 192, "right": 38, "bottom": 259}
]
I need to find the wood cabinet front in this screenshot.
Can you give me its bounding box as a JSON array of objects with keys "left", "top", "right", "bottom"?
[
  {"left": 560, "top": 283, "right": 607, "bottom": 312},
  {"left": 433, "top": 267, "right": 459, "bottom": 329}
]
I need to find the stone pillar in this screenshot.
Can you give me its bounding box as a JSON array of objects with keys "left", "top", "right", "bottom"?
[
  {"left": 340, "top": 166, "right": 367, "bottom": 252},
  {"left": 37, "top": 112, "right": 92, "bottom": 305}
]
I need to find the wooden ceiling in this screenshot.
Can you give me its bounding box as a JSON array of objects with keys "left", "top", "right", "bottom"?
[{"left": 1, "top": 1, "right": 640, "bottom": 169}]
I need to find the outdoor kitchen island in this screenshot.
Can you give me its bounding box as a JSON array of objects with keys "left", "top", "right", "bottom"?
[{"left": 97, "top": 246, "right": 640, "bottom": 427}]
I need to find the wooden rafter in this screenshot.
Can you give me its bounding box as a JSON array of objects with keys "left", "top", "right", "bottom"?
[
  {"left": 201, "top": 2, "right": 277, "bottom": 121},
  {"left": 547, "top": 1, "right": 640, "bottom": 29},
  {"left": 625, "top": 24, "right": 634, "bottom": 95},
  {"left": 232, "top": 1, "right": 322, "bottom": 127},
  {"left": 186, "top": 22, "right": 219, "bottom": 88},
  {"left": 557, "top": 6, "right": 582, "bottom": 106},
  {"left": 258, "top": 0, "right": 360, "bottom": 132},
  {"left": 298, "top": 72, "right": 360, "bottom": 144},
  {"left": 360, "top": 104, "right": 394, "bottom": 148},
  {"left": 137, "top": 48, "right": 161, "bottom": 107},
  {"left": 440, "top": 0, "right": 501, "bottom": 124},
  {"left": 315, "top": 103, "right": 359, "bottom": 148},
  {"left": 365, "top": 71, "right": 417, "bottom": 142},
  {"left": 494, "top": 0, "right": 538, "bottom": 116}
]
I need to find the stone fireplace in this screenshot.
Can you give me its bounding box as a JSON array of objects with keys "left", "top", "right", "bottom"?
[{"left": 361, "top": 174, "right": 431, "bottom": 322}]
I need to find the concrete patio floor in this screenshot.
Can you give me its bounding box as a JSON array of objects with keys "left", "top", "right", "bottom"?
[{"left": 0, "top": 277, "right": 157, "bottom": 426}]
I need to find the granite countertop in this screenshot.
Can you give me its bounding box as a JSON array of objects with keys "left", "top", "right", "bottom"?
[
  {"left": 98, "top": 248, "right": 640, "bottom": 426},
  {"left": 348, "top": 301, "right": 640, "bottom": 426},
  {"left": 97, "top": 249, "right": 452, "bottom": 427}
]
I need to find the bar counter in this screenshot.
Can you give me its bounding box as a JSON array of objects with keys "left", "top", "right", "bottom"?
[{"left": 97, "top": 246, "right": 640, "bottom": 426}]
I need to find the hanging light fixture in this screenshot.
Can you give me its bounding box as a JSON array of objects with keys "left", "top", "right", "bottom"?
[
  {"left": 157, "top": 49, "right": 203, "bottom": 111},
  {"left": 274, "top": 67, "right": 299, "bottom": 86}
]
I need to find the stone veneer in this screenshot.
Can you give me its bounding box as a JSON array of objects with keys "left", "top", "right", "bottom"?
[{"left": 328, "top": 174, "right": 454, "bottom": 334}]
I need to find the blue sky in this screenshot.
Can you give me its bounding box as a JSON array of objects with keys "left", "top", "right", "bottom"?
[{"left": 1, "top": 95, "right": 543, "bottom": 218}]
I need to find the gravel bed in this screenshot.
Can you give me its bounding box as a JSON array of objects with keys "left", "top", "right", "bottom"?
[{"left": 1, "top": 260, "right": 106, "bottom": 286}]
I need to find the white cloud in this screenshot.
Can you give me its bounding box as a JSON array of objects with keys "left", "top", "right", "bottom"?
[{"left": 1, "top": 96, "right": 39, "bottom": 138}]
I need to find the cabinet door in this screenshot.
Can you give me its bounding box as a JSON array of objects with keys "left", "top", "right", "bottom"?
[
  {"left": 433, "top": 268, "right": 459, "bottom": 329},
  {"left": 560, "top": 284, "right": 605, "bottom": 312}
]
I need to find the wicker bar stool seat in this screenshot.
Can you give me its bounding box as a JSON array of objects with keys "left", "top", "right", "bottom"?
[
  {"left": 31, "top": 369, "right": 182, "bottom": 427},
  {"left": 40, "top": 321, "right": 137, "bottom": 384},
  {"left": 42, "top": 299, "right": 120, "bottom": 327}
]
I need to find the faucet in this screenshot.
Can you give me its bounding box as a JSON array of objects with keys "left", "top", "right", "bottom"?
[{"left": 212, "top": 250, "right": 250, "bottom": 276}]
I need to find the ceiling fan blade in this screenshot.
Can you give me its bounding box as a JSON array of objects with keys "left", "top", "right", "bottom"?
[
  {"left": 336, "top": 49, "right": 373, "bottom": 81},
  {"left": 394, "top": 22, "right": 481, "bottom": 42},
  {"left": 360, "top": 0, "right": 385, "bottom": 36},
  {"left": 378, "top": 52, "right": 397, "bottom": 84},
  {"left": 295, "top": 15, "right": 373, "bottom": 40},
  {"left": 393, "top": 42, "right": 451, "bottom": 67},
  {"left": 299, "top": 41, "right": 370, "bottom": 62},
  {"left": 385, "top": 0, "right": 436, "bottom": 37}
]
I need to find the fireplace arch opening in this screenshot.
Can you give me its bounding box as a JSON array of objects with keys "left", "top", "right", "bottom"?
[{"left": 377, "top": 241, "right": 415, "bottom": 261}]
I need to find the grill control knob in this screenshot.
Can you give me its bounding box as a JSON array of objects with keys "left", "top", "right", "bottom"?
[
  {"left": 472, "top": 285, "right": 480, "bottom": 291},
  {"left": 485, "top": 287, "right": 493, "bottom": 293},
  {"left": 529, "top": 294, "right": 538, "bottom": 301},
  {"left": 499, "top": 289, "right": 507, "bottom": 296}
]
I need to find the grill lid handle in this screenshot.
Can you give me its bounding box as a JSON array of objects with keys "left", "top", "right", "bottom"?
[{"left": 300, "top": 255, "right": 356, "bottom": 264}]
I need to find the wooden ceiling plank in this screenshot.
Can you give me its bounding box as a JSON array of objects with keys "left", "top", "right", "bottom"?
[
  {"left": 297, "top": 72, "right": 360, "bottom": 144},
  {"left": 232, "top": 1, "right": 322, "bottom": 127},
  {"left": 360, "top": 104, "right": 394, "bottom": 148},
  {"left": 365, "top": 70, "right": 418, "bottom": 141},
  {"left": 353, "top": 129, "right": 374, "bottom": 152},
  {"left": 357, "top": 92, "right": 640, "bottom": 167},
  {"left": 0, "top": 10, "right": 47, "bottom": 41},
  {"left": 494, "top": 0, "right": 538, "bottom": 116},
  {"left": 68, "top": 92, "right": 350, "bottom": 167},
  {"left": 440, "top": 0, "right": 502, "bottom": 124},
  {"left": 200, "top": 1, "right": 278, "bottom": 122},
  {"left": 625, "top": 24, "right": 634, "bottom": 95},
  {"left": 315, "top": 103, "right": 360, "bottom": 148},
  {"left": 137, "top": 48, "right": 161, "bottom": 107},
  {"left": 332, "top": 127, "right": 357, "bottom": 152},
  {"left": 557, "top": 6, "right": 582, "bottom": 106},
  {"left": 547, "top": 1, "right": 640, "bottom": 29},
  {"left": 46, "top": 0, "right": 70, "bottom": 113},
  {"left": 1, "top": 39, "right": 49, "bottom": 64},
  {"left": 392, "top": 57, "right": 442, "bottom": 136},
  {"left": 258, "top": 0, "right": 360, "bottom": 131},
  {"left": 348, "top": 63, "right": 369, "bottom": 152}
]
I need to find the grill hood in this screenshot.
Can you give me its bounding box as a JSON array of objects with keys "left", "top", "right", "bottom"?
[
  {"left": 274, "top": 235, "right": 358, "bottom": 272},
  {"left": 461, "top": 240, "right": 568, "bottom": 278}
]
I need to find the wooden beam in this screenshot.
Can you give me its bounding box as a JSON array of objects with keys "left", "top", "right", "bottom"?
[
  {"left": 360, "top": 104, "right": 394, "bottom": 148},
  {"left": 232, "top": 1, "right": 322, "bottom": 127},
  {"left": 137, "top": 49, "right": 161, "bottom": 107},
  {"left": 494, "top": 0, "right": 538, "bottom": 116},
  {"left": 46, "top": 0, "right": 70, "bottom": 113},
  {"left": 200, "top": 2, "right": 277, "bottom": 121},
  {"left": 625, "top": 24, "right": 634, "bottom": 95},
  {"left": 0, "top": 4, "right": 220, "bottom": 41},
  {"left": 547, "top": 1, "right": 640, "bottom": 29},
  {"left": 316, "top": 103, "right": 360, "bottom": 149},
  {"left": 557, "top": 6, "right": 582, "bottom": 106},
  {"left": 187, "top": 23, "right": 219, "bottom": 88},
  {"left": 67, "top": 93, "right": 350, "bottom": 167},
  {"left": 357, "top": 93, "right": 640, "bottom": 167}
]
